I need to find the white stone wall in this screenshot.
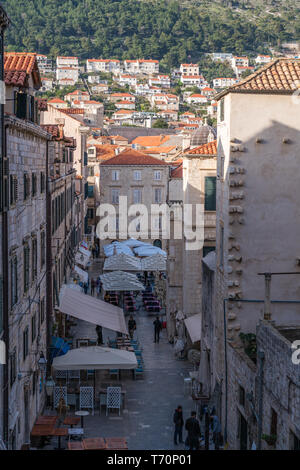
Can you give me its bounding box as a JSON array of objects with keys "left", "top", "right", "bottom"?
[{"left": 6, "top": 118, "right": 49, "bottom": 449}]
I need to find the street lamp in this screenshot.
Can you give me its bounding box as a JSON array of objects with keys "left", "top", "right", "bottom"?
[{"left": 37, "top": 352, "right": 47, "bottom": 373}]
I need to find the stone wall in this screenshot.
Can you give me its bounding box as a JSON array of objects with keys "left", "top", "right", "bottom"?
[{"left": 5, "top": 116, "right": 49, "bottom": 449}]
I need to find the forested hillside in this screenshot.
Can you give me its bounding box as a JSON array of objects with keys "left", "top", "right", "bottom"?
[{"left": 2, "top": 0, "right": 299, "bottom": 68}]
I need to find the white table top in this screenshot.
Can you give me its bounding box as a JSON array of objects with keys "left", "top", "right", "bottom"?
[
  {"left": 68, "top": 428, "right": 84, "bottom": 435},
  {"left": 75, "top": 410, "right": 90, "bottom": 416}
]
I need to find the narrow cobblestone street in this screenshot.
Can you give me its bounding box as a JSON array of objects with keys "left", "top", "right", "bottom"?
[{"left": 45, "top": 259, "right": 197, "bottom": 450}]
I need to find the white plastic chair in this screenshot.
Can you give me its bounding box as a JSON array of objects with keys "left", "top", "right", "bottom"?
[
  {"left": 79, "top": 386, "right": 94, "bottom": 415},
  {"left": 106, "top": 387, "right": 121, "bottom": 416}
]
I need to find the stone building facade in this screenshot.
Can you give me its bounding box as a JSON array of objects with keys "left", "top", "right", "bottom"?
[
  {"left": 5, "top": 116, "right": 50, "bottom": 449},
  {"left": 99, "top": 149, "right": 169, "bottom": 251},
  {"left": 207, "top": 58, "right": 300, "bottom": 449},
  {"left": 166, "top": 142, "right": 217, "bottom": 344}
]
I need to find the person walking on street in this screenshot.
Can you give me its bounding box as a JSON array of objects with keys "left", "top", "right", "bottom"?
[
  {"left": 96, "top": 325, "right": 103, "bottom": 345},
  {"left": 96, "top": 278, "right": 101, "bottom": 297},
  {"left": 83, "top": 282, "right": 88, "bottom": 294},
  {"left": 185, "top": 411, "right": 201, "bottom": 450},
  {"left": 128, "top": 315, "right": 136, "bottom": 339},
  {"left": 153, "top": 316, "right": 162, "bottom": 343},
  {"left": 173, "top": 406, "right": 184, "bottom": 445},
  {"left": 91, "top": 278, "right": 96, "bottom": 296},
  {"left": 211, "top": 409, "right": 222, "bottom": 450}
]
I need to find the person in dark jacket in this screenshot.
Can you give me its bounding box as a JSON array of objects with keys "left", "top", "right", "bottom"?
[
  {"left": 128, "top": 315, "right": 136, "bottom": 339},
  {"left": 95, "top": 325, "right": 103, "bottom": 345},
  {"left": 173, "top": 406, "right": 184, "bottom": 445},
  {"left": 185, "top": 411, "right": 201, "bottom": 450},
  {"left": 153, "top": 317, "right": 162, "bottom": 343}
]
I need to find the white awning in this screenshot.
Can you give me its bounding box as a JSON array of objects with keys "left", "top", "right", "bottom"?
[
  {"left": 74, "top": 265, "right": 88, "bottom": 283},
  {"left": 75, "top": 250, "right": 91, "bottom": 268},
  {"left": 103, "top": 252, "right": 142, "bottom": 271},
  {"left": 141, "top": 254, "right": 166, "bottom": 271},
  {"left": 59, "top": 285, "right": 127, "bottom": 334},
  {"left": 184, "top": 314, "right": 202, "bottom": 343},
  {"left": 52, "top": 346, "right": 137, "bottom": 370},
  {"left": 100, "top": 271, "right": 145, "bottom": 291}
]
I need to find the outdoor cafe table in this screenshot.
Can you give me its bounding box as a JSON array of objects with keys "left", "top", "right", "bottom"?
[
  {"left": 35, "top": 416, "right": 57, "bottom": 426},
  {"left": 68, "top": 440, "right": 84, "bottom": 450},
  {"left": 51, "top": 427, "right": 69, "bottom": 450},
  {"left": 105, "top": 437, "right": 128, "bottom": 450},
  {"left": 31, "top": 424, "right": 55, "bottom": 437},
  {"left": 82, "top": 437, "right": 107, "bottom": 450},
  {"left": 63, "top": 416, "right": 81, "bottom": 428}
]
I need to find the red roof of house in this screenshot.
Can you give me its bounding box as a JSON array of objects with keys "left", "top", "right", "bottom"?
[
  {"left": 4, "top": 52, "right": 41, "bottom": 88},
  {"left": 101, "top": 149, "right": 168, "bottom": 166},
  {"left": 61, "top": 108, "right": 84, "bottom": 115},
  {"left": 185, "top": 140, "right": 217, "bottom": 155},
  {"left": 132, "top": 135, "right": 170, "bottom": 147},
  {"left": 170, "top": 161, "right": 183, "bottom": 178},
  {"left": 48, "top": 98, "right": 65, "bottom": 104}
]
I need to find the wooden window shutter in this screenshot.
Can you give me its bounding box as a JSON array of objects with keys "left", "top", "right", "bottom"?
[{"left": 204, "top": 176, "right": 216, "bottom": 211}]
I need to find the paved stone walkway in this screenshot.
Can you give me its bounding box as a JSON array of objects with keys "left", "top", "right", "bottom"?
[{"left": 46, "top": 259, "right": 198, "bottom": 450}]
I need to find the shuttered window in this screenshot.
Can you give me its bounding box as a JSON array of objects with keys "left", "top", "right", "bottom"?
[
  {"left": 23, "top": 327, "right": 29, "bottom": 361},
  {"left": 14, "top": 92, "right": 27, "bottom": 120},
  {"left": 40, "top": 231, "right": 45, "bottom": 268},
  {"left": 204, "top": 176, "right": 216, "bottom": 211},
  {"left": 24, "top": 245, "right": 30, "bottom": 292},
  {"left": 32, "top": 173, "right": 37, "bottom": 196},
  {"left": 10, "top": 256, "right": 18, "bottom": 306},
  {"left": 32, "top": 238, "right": 37, "bottom": 281},
  {"left": 24, "top": 173, "right": 30, "bottom": 200},
  {"left": 10, "top": 175, "right": 18, "bottom": 205},
  {"left": 40, "top": 172, "right": 45, "bottom": 193}
]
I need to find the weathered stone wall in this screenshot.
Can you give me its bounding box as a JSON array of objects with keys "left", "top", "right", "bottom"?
[{"left": 6, "top": 117, "right": 49, "bottom": 449}]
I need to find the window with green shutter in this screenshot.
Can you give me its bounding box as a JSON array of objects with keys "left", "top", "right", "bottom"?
[
  {"left": 24, "top": 245, "right": 30, "bottom": 293},
  {"left": 204, "top": 177, "right": 216, "bottom": 211}
]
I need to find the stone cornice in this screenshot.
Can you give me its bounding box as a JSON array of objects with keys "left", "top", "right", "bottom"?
[{"left": 5, "top": 114, "right": 52, "bottom": 140}]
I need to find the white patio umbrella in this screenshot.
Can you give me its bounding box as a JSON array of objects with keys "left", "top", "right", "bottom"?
[
  {"left": 100, "top": 271, "right": 145, "bottom": 291},
  {"left": 141, "top": 254, "right": 166, "bottom": 271},
  {"left": 103, "top": 252, "right": 142, "bottom": 271},
  {"left": 52, "top": 346, "right": 138, "bottom": 370}
]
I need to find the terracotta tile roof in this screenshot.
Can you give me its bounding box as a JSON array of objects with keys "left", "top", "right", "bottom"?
[
  {"left": 48, "top": 98, "right": 65, "bottom": 103},
  {"left": 101, "top": 149, "right": 168, "bottom": 166},
  {"left": 218, "top": 58, "right": 300, "bottom": 98},
  {"left": 132, "top": 135, "right": 171, "bottom": 147},
  {"left": 61, "top": 108, "right": 84, "bottom": 115},
  {"left": 4, "top": 52, "right": 41, "bottom": 88},
  {"left": 40, "top": 124, "right": 61, "bottom": 138},
  {"left": 185, "top": 140, "right": 217, "bottom": 156},
  {"left": 170, "top": 161, "right": 183, "bottom": 178},
  {"left": 142, "top": 146, "right": 176, "bottom": 154},
  {"left": 93, "top": 144, "right": 119, "bottom": 161}
]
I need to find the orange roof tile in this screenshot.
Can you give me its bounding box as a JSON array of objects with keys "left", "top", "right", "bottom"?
[
  {"left": 132, "top": 135, "right": 171, "bottom": 147},
  {"left": 48, "top": 98, "right": 65, "bottom": 103},
  {"left": 4, "top": 52, "right": 41, "bottom": 88},
  {"left": 185, "top": 140, "right": 217, "bottom": 156},
  {"left": 170, "top": 162, "right": 183, "bottom": 178},
  {"left": 101, "top": 149, "right": 168, "bottom": 166},
  {"left": 218, "top": 58, "right": 300, "bottom": 97}
]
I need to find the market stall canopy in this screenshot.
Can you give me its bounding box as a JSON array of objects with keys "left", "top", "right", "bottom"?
[
  {"left": 59, "top": 285, "right": 127, "bottom": 334},
  {"left": 74, "top": 265, "right": 88, "bottom": 283},
  {"left": 103, "top": 253, "right": 142, "bottom": 271},
  {"left": 103, "top": 242, "right": 134, "bottom": 257},
  {"left": 100, "top": 271, "right": 145, "bottom": 291},
  {"left": 133, "top": 245, "right": 167, "bottom": 257},
  {"left": 52, "top": 346, "right": 137, "bottom": 370},
  {"left": 141, "top": 254, "right": 166, "bottom": 271},
  {"left": 75, "top": 249, "right": 91, "bottom": 268},
  {"left": 184, "top": 314, "right": 202, "bottom": 344}
]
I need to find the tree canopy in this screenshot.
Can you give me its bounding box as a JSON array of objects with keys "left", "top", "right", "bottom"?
[{"left": 2, "top": 0, "right": 299, "bottom": 69}]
